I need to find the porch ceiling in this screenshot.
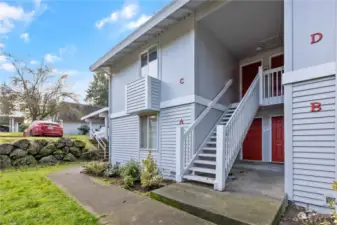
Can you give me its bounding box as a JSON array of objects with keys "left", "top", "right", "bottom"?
[{"left": 200, "top": 0, "right": 284, "bottom": 59}]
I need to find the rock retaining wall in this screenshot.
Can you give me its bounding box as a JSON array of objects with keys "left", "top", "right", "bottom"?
[{"left": 0, "top": 138, "right": 100, "bottom": 169}]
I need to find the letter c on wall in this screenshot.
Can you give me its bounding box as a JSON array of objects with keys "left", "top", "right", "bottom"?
[{"left": 180, "top": 78, "right": 184, "bottom": 84}]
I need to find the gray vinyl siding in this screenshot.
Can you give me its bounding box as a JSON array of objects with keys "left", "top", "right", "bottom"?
[
  {"left": 111, "top": 115, "right": 139, "bottom": 164},
  {"left": 125, "top": 78, "right": 146, "bottom": 114},
  {"left": 151, "top": 77, "right": 161, "bottom": 110},
  {"left": 160, "top": 104, "right": 194, "bottom": 179},
  {"left": 291, "top": 75, "right": 336, "bottom": 207}
]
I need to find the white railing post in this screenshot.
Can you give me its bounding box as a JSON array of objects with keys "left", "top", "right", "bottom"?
[
  {"left": 259, "top": 66, "right": 263, "bottom": 105},
  {"left": 214, "top": 125, "right": 225, "bottom": 191},
  {"left": 176, "top": 126, "right": 184, "bottom": 182}
]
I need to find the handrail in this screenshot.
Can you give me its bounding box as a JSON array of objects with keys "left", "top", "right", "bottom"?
[
  {"left": 183, "top": 79, "right": 233, "bottom": 139},
  {"left": 225, "top": 68, "right": 261, "bottom": 127},
  {"left": 91, "top": 129, "right": 107, "bottom": 159}
]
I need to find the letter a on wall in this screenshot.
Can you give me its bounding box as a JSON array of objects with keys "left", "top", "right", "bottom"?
[
  {"left": 311, "top": 102, "right": 321, "bottom": 112},
  {"left": 179, "top": 119, "right": 184, "bottom": 125},
  {"left": 311, "top": 32, "right": 323, "bottom": 44}
]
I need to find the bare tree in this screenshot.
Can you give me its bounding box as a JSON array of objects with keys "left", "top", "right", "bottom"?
[{"left": 0, "top": 53, "right": 78, "bottom": 121}]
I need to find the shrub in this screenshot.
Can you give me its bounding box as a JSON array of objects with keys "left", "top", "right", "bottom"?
[
  {"left": 119, "top": 160, "right": 140, "bottom": 188},
  {"left": 82, "top": 161, "right": 108, "bottom": 176},
  {"left": 78, "top": 124, "right": 90, "bottom": 135},
  {"left": 19, "top": 123, "right": 29, "bottom": 132},
  {"left": 104, "top": 164, "right": 120, "bottom": 177},
  {"left": 141, "top": 152, "right": 162, "bottom": 189}
]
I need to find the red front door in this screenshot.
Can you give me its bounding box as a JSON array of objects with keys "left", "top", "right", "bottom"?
[
  {"left": 243, "top": 118, "right": 262, "bottom": 161},
  {"left": 241, "top": 61, "right": 262, "bottom": 97},
  {"left": 272, "top": 116, "right": 284, "bottom": 162}
]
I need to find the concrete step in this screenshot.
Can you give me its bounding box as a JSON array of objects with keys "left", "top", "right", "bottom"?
[
  {"left": 194, "top": 160, "right": 216, "bottom": 166},
  {"left": 189, "top": 167, "right": 216, "bottom": 174},
  {"left": 206, "top": 141, "right": 216, "bottom": 145},
  {"left": 199, "top": 153, "right": 216, "bottom": 158},
  {"left": 183, "top": 175, "right": 215, "bottom": 184},
  {"left": 151, "top": 183, "right": 287, "bottom": 225},
  {"left": 203, "top": 147, "right": 216, "bottom": 151}
]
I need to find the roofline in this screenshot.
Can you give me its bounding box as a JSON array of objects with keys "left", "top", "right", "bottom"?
[
  {"left": 81, "top": 107, "right": 109, "bottom": 120},
  {"left": 89, "top": 0, "right": 191, "bottom": 72}
]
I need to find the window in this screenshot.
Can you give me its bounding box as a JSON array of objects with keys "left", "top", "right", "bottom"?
[
  {"left": 140, "top": 114, "right": 158, "bottom": 149},
  {"left": 140, "top": 46, "right": 158, "bottom": 78}
]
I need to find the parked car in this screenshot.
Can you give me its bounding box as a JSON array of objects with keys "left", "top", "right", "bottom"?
[{"left": 24, "top": 121, "right": 63, "bottom": 137}]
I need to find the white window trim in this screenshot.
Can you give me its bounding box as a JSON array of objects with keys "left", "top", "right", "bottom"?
[
  {"left": 139, "top": 114, "right": 159, "bottom": 151},
  {"left": 139, "top": 44, "right": 160, "bottom": 79}
]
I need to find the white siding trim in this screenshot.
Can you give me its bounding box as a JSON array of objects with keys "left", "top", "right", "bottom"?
[
  {"left": 284, "top": 0, "right": 293, "bottom": 73},
  {"left": 283, "top": 62, "right": 335, "bottom": 85},
  {"left": 160, "top": 95, "right": 227, "bottom": 111},
  {"left": 111, "top": 111, "right": 128, "bottom": 119},
  {"left": 284, "top": 84, "right": 293, "bottom": 200}
]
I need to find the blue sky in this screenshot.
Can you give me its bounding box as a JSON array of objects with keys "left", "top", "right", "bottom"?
[{"left": 0, "top": 0, "right": 170, "bottom": 102}]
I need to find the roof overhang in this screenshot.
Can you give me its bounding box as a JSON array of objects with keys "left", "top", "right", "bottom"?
[
  {"left": 90, "top": 0, "right": 206, "bottom": 72},
  {"left": 81, "top": 107, "right": 109, "bottom": 121}
]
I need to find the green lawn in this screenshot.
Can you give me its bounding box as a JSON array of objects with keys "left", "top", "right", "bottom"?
[
  {"left": 0, "top": 133, "right": 94, "bottom": 150},
  {"left": 0, "top": 164, "right": 99, "bottom": 225}
]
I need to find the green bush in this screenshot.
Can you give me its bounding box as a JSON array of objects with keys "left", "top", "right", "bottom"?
[
  {"left": 82, "top": 161, "right": 108, "bottom": 176},
  {"left": 120, "top": 160, "right": 140, "bottom": 188},
  {"left": 141, "top": 152, "right": 162, "bottom": 189},
  {"left": 19, "top": 123, "right": 29, "bottom": 132},
  {"left": 104, "top": 164, "right": 120, "bottom": 177},
  {"left": 78, "top": 124, "right": 90, "bottom": 135}
]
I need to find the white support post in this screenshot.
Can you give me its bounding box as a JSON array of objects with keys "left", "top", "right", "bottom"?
[
  {"left": 15, "top": 122, "right": 19, "bottom": 132},
  {"left": 214, "top": 125, "right": 225, "bottom": 191},
  {"left": 175, "top": 126, "right": 184, "bottom": 182},
  {"left": 259, "top": 66, "right": 263, "bottom": 105},
  {"left": 89, "top": 120, "right": 93, "bottom": 139},
  {"left": 104, "top": 115, "right": 108, "bottom": 139}
]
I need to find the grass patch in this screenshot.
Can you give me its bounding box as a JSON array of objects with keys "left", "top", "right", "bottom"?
[
  {"left": 0, "top": 164, "right": 99, "bottom": 225},
  {"left": 0, "top": 133, "right": 94, "bottom": 150}
]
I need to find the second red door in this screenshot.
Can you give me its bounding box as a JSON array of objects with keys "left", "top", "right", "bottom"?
[
  {"left": 243, "top": 118, "right": 262, "bottom": 161},
  {"left": 272, "top": 116, "right": 284, "bottom": 162}
]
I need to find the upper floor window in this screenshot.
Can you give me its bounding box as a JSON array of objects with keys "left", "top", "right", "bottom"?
[
  {"left": 140, "top": 114, "right": 157, "bottom": 149},
  {"left": 140, "top": 46, "right": 158, "bottom": 78}
]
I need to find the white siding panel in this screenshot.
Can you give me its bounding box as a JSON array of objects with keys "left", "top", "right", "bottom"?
[
  {"left": 111, "top": 115, "right": 139, "bottom": 164},
  {"left": 140, "top": 150, "right": 159, "bottom": 167},
  {"left": 160, "top": 104, "right": 193, "bottom": 179},
  {"left": 291, "top": 75, "right": 336, "bottom": 208}
]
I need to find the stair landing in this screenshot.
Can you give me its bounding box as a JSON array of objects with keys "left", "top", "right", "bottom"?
[{"left": 151, "top": 162, "right": 286, "bottom": 225}]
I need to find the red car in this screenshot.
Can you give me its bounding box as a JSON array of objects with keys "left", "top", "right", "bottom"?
[{"left": 24, "top": 121, "right": 63, "bottom": 137}]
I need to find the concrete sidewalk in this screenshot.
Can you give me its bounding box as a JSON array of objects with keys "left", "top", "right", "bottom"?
[{"left": 48, "top": 166, "right": 214, "bottom": 225}]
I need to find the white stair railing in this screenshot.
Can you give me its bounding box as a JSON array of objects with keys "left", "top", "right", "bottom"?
[
  {"left": 260, "top": 66, "right": 284, "bottom": 105},
  {"left": 90, "top": 129, "right": 107, "bottom": 160},
  {"left": 214, "top": 67, "right": 262, "bottom": 191},
  {"left": 176, "top": 79, "right": 233, "bottom": 182}
]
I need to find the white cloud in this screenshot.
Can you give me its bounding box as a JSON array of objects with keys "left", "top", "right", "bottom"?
[
  {"left": 30, "top": 60, "right": 38, "bottom": 64},
  {"left": 0, "top": 62, "right": 15, "bottom": 71},
  {"left": 95, "top": 3, "right": 139, "bottom": 29},
  {"left": 20, "top": 32, "right": 29, "bottom": 42},
  {"left": 52, "top": 68, "right": 79, "bottom": 76},
  {"left": 0, "top": 42, "right": 4, "bottom": 48},
  {"left": 0, "top": 55, "right": 6, "bottom": 62},
  {"left": 0, "top": 1, "right": 46, "bottom": 34},
  {"left": 121, "top": 4, "right": 138, "bottom": 19},
  {"left": 44, "top": 53, "right": 60, "bottom": 63},
  {"left": 126, "top": 14, "right": 151, "bottom": 30},
  {"left": 59, "top": 45, "right": 76, "bottom": 57}
]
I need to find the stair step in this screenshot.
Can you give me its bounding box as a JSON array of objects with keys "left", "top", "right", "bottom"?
[
  {"left": 206, "top": 141, "right": 216, "bottom": 145},
  {"left": 203, "top": 147, "right": 216, "bottom": 151},
  {"left": 189, "top": 167, "right": 216, "bottom": 174},
  {"left": 194, "top": 160, "right": 216, "bottom": 165},
  {"left": 183, "top": 175, "right": 215, "bottom": 184},
  {"left": 199, "top": 153, "right": 216, "bottom": 158}
]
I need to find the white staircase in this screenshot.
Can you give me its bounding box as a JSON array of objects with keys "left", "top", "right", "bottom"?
[
  {"left": 176, "top": 67, "right": 264, "bottom": 191},
  {"left": 183, "top": 104, "right": 237, "bottom": 184}
]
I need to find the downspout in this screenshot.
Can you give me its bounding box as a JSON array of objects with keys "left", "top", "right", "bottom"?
[{"left": 108, "top": 67, "right": 113, "bottom": 165}]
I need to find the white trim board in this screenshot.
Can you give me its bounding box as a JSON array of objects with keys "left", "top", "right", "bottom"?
[
  {"left": 283, "top": 62, "right": 335, "bottom": 85},
  {"left": 160, "top": 95, "right": 227, "bottom": 111}
]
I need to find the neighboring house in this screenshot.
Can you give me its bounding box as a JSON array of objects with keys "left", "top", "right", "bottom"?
[
  {"left": 0, "top": 111, "right": 24, "bottom": 132},
  {"left": 90, "top": 0, "right": 337, "bottom": 213},
  {"left": 53, "top": 102, "right": 105, "bottom": 134}
]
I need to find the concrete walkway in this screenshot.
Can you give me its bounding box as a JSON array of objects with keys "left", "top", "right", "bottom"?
[{"left": 48, "top": 166, "right": 214, "bottom": 225}]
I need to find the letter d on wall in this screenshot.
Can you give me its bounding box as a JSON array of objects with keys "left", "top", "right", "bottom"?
[{"left": 311, "top": 32, "right": 323, "bottom": 44}]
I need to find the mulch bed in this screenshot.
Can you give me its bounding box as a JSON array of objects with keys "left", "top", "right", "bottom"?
[{"left": 280, "top": 203, "right": 334, "bottom": 225}]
